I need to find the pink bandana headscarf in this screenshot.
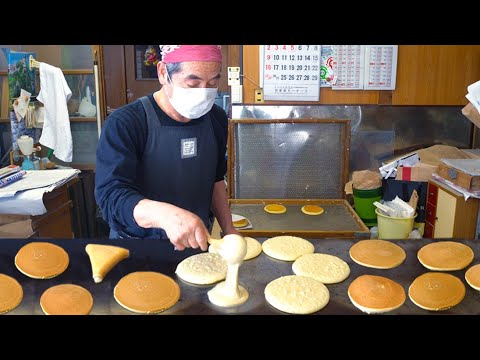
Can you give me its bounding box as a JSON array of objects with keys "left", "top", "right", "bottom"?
[{"left": 159, "top": 45, "right": 222, "bottom": 63}]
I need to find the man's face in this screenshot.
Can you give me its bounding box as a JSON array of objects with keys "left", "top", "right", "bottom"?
[{"left": 164, "top": 61, "right": 222, "bottom": 89}]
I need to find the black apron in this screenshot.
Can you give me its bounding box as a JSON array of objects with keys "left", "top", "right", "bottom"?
[{"left": 110, "top": 96, "right": 218, "bottom": 239}]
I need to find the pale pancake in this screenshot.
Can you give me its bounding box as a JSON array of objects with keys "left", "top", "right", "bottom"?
[
  {"left": 233, "top": 218, "right": 249, "bottom": 228},
  {"left": 262, "top": 236, "right": 314, "bottom": 261},
  {"left": 292, "top": 253, "right": 350, "bottom": 284},
  {"left": 408, "top": 272, "right": 465, "bottom": 311},
  {"left": 85, "top": 244, "right": 130, "bottom": 283},
  {"left": 15, "top": 242, "right": 69, "bottom": 279},
  {"left": 175, "top": 253, "right": 227, "bottom": 285},
  {"left": 209, "top": 236, "right": 262, "bottom": 260},
  {"left": 40, "top": 284, "right": 93, "bottom": 315},
  {"left": 0, "top": 274, "right": 23, "bottom": 314},
  {"left": 264, "top": 204, "right": 287, "bottom": 214},
  {"left": 417, "top": 241, "right": 474, "bottom": 271},
  {"left": 301, "top": 205, "right": 324, "bottom": 215},
  {"left": 348, "top": 275, "right": 406, "bottom": 314},
  {"left": 265, "top": 275, "right": 329, "bottom": 314},
  {"left": 465, "top": 264, "right": 480, "bottom": 291},
  {"left": 349, "top": 239, "right": 406, "bottom": 269},
  {"left": 114, "top": 271, "right": 180, "bottom": 314}
]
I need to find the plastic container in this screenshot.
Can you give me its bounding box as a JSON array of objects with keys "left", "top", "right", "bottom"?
[
  {"left": 353, "top": 187, "right": 382, "bottom": 227},
  {"left": 376, "top": 208, "right": 417, "bottom": 240}
]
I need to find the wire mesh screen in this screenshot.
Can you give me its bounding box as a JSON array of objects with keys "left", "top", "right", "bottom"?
[{"left": 230, "top": 119, "right": 349, "bottom": 199}]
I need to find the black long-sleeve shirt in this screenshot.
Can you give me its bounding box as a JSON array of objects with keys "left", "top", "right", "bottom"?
[{"left": 94, "top": 94, "right": 228, "bottom": 233}]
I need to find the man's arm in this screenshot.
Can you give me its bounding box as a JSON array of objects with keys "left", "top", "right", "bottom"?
[{"left": 211, "top": 179, "right": 238, "bottom": 236}]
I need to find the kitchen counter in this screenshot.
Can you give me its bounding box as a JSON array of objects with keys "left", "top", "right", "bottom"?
[{"left": 2, "top": 237, "right": 480, "bottom": 315}]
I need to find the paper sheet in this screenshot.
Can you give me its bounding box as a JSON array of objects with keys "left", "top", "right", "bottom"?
[
  {"left": 0, "top": 187, "right": 48, "bottom": 215},
  {"left": 0, "top": 168, "right": 80, "bottom": 198}
]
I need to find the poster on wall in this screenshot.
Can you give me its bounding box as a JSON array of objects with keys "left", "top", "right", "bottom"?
[
  {"left": 320, "top": 45, "right": 335, "bottom": 87},
  {"left": 3, "top": 49, "right": 41, "bottom": 152},
  {"left": 363, "top": 45, "right": 398, "bottom": 90},
  {"left": 331, "top": 45, "right": 365, "bottom": 90},
  {"left": 260, "top": 45, "right": 321, "bottom": 101}
]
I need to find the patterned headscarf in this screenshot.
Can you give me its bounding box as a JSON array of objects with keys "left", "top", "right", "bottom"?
[{"left": 159, "top": 45, "right": 222, "bottom": 63}]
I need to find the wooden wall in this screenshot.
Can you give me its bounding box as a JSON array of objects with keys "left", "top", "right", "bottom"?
[{"left": 237, "top": 45, "right": 480, "bottom": 106}]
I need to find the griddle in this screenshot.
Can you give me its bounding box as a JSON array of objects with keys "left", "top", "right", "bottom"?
[{"left": 2, "top": 237, "right": 480, "bottom": 315}]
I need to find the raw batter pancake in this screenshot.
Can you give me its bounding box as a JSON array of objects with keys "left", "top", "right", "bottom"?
[
  {"left": 114, "top": 271, "right": 180, "bottom": 314},
  {"left": 349, "top": 239, "right": 406, "bottom": 269},
  {"left": 15, "top": 242, "right": 69, "bottom": 279},
  {"left": 408, "top": 272, "right": 465, "bottom": 311},
  {"left": 348, "top": 275, "right": 406, "bottom": 314},
  {"left": 265, "top": 275, "right": 329, "bottom": 314},
  {"left": 40, "top": 284, "right": 93, "bottom": 315},
  {"left": 175, "top": 253, "right": 227, "bottom": 285},
  {"left": 465, "top": 264, "right": 480, "bottom": 291},
  {"left": 262, "top": 236, "right": 314, "bottom": 261},
  {"left": 85, "top": 244, "right": 130, "bottom": 283},
  {"left": 292, "top": 253, "right": 350, "bottom": 284},
  {"left": 0, "top": 273, "right": 23, "bottom": 314},
  {"left": 264, "top": 204, "right": 287, "bottom": 214},
  {"left": 301, "top": 205, "right": 324, "bottom": 215},
  {"left": 209, "top": 236, "right": 262, "bottom": 260},
  {"left": 417, "top": 241, "right": 474, "bottom": 271}
]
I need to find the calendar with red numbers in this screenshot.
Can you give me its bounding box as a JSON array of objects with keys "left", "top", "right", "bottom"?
[
  {"left": 260, "top": 45, "right": 321, "bottom": 101},
  {"left": 364, "top": 45, "right": 398, "bottom": 90}
]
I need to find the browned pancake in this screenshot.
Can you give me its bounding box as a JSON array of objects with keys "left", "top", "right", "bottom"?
[
  {"left": 301, "top": 205, "right": 324, "bottom": 215},
  {"left": 0, "top": 273, "right": 23, "bottom": 314},
  {"left": 40, "top": 284, "right": 93, "bottom": 315},
  {"left": 264, "top": 204, "right": 287, "bottom": 214},
  {"left": 349, "top": 239, "right": 406, "bottom": 269},
  {"left": 233, "top": 218, "right": 249, "bottom": 228},
  {"left": 114, "top": 271, "right": 180, "bottom": 314},
  {"left": 348, "top": 275, "right": 406, "bottom": 314},
  {"left": 408, "top": 272, "right": 465, "bottom": 311},
  {"left": 15, "top": 242, "right": 69, "bottom": 279},
  {"left": 465, "top": 264, "right": 480, "bottom": 291},
  {"left": 417, "top": 241, "right": 474, "bottom": 271}
]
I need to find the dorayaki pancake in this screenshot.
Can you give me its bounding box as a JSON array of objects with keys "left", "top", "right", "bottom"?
[
  {"left": 417, "top": 241, "right": 474, "bottom": 271},
  {"left": 175, "top": 253, "right": 227, "bottom": 285},
  {"left": 349, "top": 239, "right": 406, "bottom": 269},
  {"left": 348, "top": 275, "right": 406, "bottom": 314},
  {"left": 114, "top": 271, "right": 180, "bottom": 314},
  {"left": 40, "top": 284, "right": 93, "bottom": 315},
  {"left": 85, "top": 244, "right": 130, "bottom": 283},
  {"left": 301, "top": 205, "right": 324, "bottom": 215},
  {"left": 292, "top": 253, "right": 350, "bottom": 284},
  {"left": 264, "top": 203, "right": 287, "bottom": 214},
  {"left": 262, "top": 236, "right": 315, "bottom": 261},
  {"left": 209, "top": 236, "right": 262, "bottom": 260},
  {"left": 408, "top": 272, "right": 465, "bottom": 311},
  {"left": 0, "top": 274, "right": 23, "bottom": 314},
  {"left": 265, "top": 275, "right": 329, "bottom": 314},
  {"left": 465, "top": 264, "right": 480, "bottom": 291},
  {"left": 233, "top": 218, "right": 249, "bottom": 228},
  {"left": 15, "top": 242, "right": 69, "bottom": 279}
]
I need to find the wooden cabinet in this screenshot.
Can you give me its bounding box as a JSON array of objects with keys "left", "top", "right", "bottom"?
[{"left": 424, "top": 178, "right": 479, "bottom": 239}]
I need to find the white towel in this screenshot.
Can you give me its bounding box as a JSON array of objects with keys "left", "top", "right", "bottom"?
[{"left": 37, "top": 62, "right": 73, "bottom": 162}]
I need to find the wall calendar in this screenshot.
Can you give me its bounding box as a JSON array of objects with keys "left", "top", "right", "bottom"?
[{"left": 260, "top": 45, "right": 321, "bottom": 101}]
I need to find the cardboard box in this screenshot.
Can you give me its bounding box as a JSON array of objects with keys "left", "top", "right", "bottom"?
[
  {"left": 437, "top": 161, "right": 480, "bottom": 191},
  {"left": 395, "top": 163, "right": 438, "bottom": 182}
]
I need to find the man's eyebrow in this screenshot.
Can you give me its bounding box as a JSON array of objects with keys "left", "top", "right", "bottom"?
[{"left": 185, "top": 73, "right": 221, "bottom": 81}]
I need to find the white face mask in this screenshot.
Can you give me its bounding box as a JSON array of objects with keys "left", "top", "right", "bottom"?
[{"left": 165, "top": 69, "right": 218, "bottom": 119}]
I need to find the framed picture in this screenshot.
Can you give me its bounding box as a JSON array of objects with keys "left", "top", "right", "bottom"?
[{"left": 134, "top": 45, "right": 160, "bottom": 80}]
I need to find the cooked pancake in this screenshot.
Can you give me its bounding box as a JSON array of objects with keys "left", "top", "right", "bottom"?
[
  {"left": 262, "top": 236, "right": 315, "bottom": 261},
  {"left": 40, "top": 284, "right": 93, "bottom": 315},
  {"left": 264, "top": 275, "right": 329, "bottom": 314},
  {"left": 85, "top": 244, "right": 130, "bottom": 283},
  {"left": 292, "top": 253, "right": 350, "bottom": 284},
  {"left": 114, "top": 271, "right": 180, "bottom": 314},
  {"left": 233, "top": 218, "right": 249, "bottom": 228},
  {"left": 301, "top": 205, "right": 324, "bottom": 215},
  {"left": 175, "top": 253, "right": 227, "bottom": 285},
  {"left": 349, "top": 239, "right": 406, "bottom": 269},
  {"left": 209, "top": 236, "right": 262, "bottom": 260},
  {"left": 0, "top": 274, "right": 23, "bottom": 314},
  {"left": 348, "top": 275, "right": 406, "bottom": 314},
  {"left": 417, "top": 241, "right": 474, "bottom": 271},
  {"left": 408, "top": 272, "right": 465, "bottom": 311},
  {"left": 15, "top": 242, "right": 69, "bottom": 279},
  {"left": 465, "top": 264, "right": 480, "bottom": 291},
  {"left": 264, "top": 203, "right": 287, "bottom": 214}
]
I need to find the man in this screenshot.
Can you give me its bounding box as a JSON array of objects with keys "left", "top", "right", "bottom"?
[{"left": 95, "top": 45, "right": 238, "bottom": 251}]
